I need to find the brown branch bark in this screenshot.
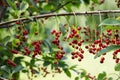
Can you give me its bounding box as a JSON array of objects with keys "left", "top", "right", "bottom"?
[{"left": 0, "top": 10, "right": 120, "bottom": 28}]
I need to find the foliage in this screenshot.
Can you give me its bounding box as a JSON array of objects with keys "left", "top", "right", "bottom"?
[{"left": 0, "top": 0, "right": 120, "bottom": 80}]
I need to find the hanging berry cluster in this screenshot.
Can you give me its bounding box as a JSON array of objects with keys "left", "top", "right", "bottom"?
[
  {"left": 85, "top": 29, "right": 120, "bottom": 63},
  {"left": 8, "top": 20, "right": 120, "bottom": 68},
  {"left": 51, "top": 25, "right": 120, "bottom": 64},
  {"left": 51, "top": 30, "right": 66, "bottom": 64},
  {"left": 8, "top": 21, "right": 42, "bottom": 67}
]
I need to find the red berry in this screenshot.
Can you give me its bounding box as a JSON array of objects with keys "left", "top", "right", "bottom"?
[
  {"left": 107, "top": 32, "right": 112, "bottom": 36},
  {"left": 16, "top": 42, "right": 19, "bottom": 45},
  {"left": 76, "top": 46, "right": 79, "bottom": 49},
  {"left": 81, "top": 50, "right": 84, "bottom": 54},
  {"left": 78, "top": 42, "right": 82, "bottom": 46},
  {"left": 100, "top": 57, "right": 105, "bottom": 63},
  {"left": 7, "top": 59, "right": 16, "bottom": 67},
  {"left": 61, "top": 51, "right": 65, "bottom": 54},
  {"left": 23, "top": 30, "right": 29, "bottom": 35},
  {"left": 54, "top": 61, "right": 58, "bottom": 64},
  {"left": 85, "top": 46, "right": 89, "bottom": 49},
  {"left": 71, "top": 52, "right": 75, "bottom": 55},
  {"left": 116, "top": 58, "right": 119, "bottom": 63},
  {"left": 11, "top": 50, "right": 18, "bottom": 54},
  {"left": 77, "top": 26, "right": 81, "bottom": 30},
  {"left": 16, "top": 21, "right": 20, "bottom": 25},
  {"left": 81, "top": 40, "right": 84, "bottom": 43},
  {"left": 107, "top": 29, "right": 111, "bottom": 33},
  {"left": 16, "top": 35, "right": 20, "bottom": 39}
]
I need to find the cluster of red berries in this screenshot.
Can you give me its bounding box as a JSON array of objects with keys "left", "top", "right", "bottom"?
[
  {"left": 32, "top": 40, "right": 42, "bottom": 57},
  {"left": 23, "top": 46, "right": 31, "bottom": 55},
  {"left": 85, "top": 29, "right": 120, "bottom": 63},
  {"left": 7, "top": 59, "right": 16, "bottom": 67},
  {"left": 51, "top": 30, "right": 66, "bottom": 64},
  {"left": 51, "top": 30, "right": 61, "bottom": 46},
  {"left": 55, "top": 51, "right": 65, "bottom": 60},
  {"left": 8, "top": 22, "right": 43, "bottom": 67},
  {"left": 68, "top": 26, "right": 81, "bottom": 39},
  {"left": 11, "top": 50, "right": 18, "bottom": 54},
  {"left": 71, "top": 51, "right": 84, "bottom": 62},
  {"left": 113, "top": 49, "right": 120, "bottom": 63},
  {"left": 64, "top": 26, "right": 86, "bottom": 61}
]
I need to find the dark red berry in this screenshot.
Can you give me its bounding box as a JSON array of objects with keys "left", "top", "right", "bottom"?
[
  {"left": 116, "top": 58, "right": 119, "bottom": 63},
  {"left": 11, "top": 50, "right": 18, "bottom": 54},
  {"left": 7, "top": 59, "right": 16, "bottom": 67},
  {"left": 77, "top": 26, "right": 81, "bottom": 30},
  {"left": 100, "top": 57, "right": 105, "bottom": 63},
  {"left": 16, "top": 21, "right": 20, "bottom": 25}
]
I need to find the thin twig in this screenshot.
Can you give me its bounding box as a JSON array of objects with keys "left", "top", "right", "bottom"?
[
  {"left": 49, "top": 1, "right": 72, "bottom": 13},
  {"left": 0, "top": 10, "right": 120, "bottom": 28}
]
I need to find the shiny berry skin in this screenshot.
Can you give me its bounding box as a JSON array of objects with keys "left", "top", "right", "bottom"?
[
  {"left": 7, "top": 59, "right": 16, "bottom": 67},
  {"left": 115, "top": 58, "right": 119, "bottom": 63},
  {"left": 23, "top": 30, "right": 29, "bottom": 35},
  {"left": 16, "top": 35, "right": 20, "bottom": 39},
  {"left": 16, "top": 21, "right": 20, "bottom": 25},
  {"left": 100, "top": 57, "right": 105, "bottom": 63},
  {"left": 77, "top": 26, "right": 81, "bottom": 30},
  {"left": 85, "top": 46, "right": 89, "bottom": 49},
  {"left": 11, "top": 50, "right": 18, "bottom": 54}
]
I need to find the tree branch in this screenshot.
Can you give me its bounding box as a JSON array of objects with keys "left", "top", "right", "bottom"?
[{"left": 0, "top": 10, "right": 120, "bottom": 28}]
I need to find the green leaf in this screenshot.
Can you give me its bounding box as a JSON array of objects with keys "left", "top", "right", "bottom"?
[
  {"left": 83, "top": 0, "right": 90, "bottom": 4},
  {"left": 75, "top": 77, "right": 79, "bottom": 80},
  {"left": 85, "top": 76, "right": 89, "bottom": 80},
  {"left": 115, "top": 63, "right": 120, "bottom": 71},
  {"left": 58, "top": 61, "right": 68, "bottom": 68},
  {"left": 59, "top": 23, "right": 66, "bottom": 35},
  {"left": 30, "top": 59, "right": 35, "bottom": 66},
  {"left": 14, "top": 57, "right": 24, "bottom": 64},
  {"left": 12, "top": 65, "right": 24, "bottom": 74},
  {"left": 43, "top": 40, "right": 53, "bottom": 52},
  {"left": 6, "top": 0, "right": 17, "bottom": 10},
  {"left": 94, "top": 45, "right": 120, "bottom": 59},
  {"left": 103, "top": 25, "right": 120, "bottom": 31},
  {"left": 97, "top": 72, "right": 106, "bottom": 80},
  {"left": 80, "top": 69, "right": 86, "bottom": 78},
  {"left": 0, "top": 65, "right": 10, "bottom": 73},
  {"left": 20, "top": 1, "right": 29, "bottom": 12},
  {"left": 6, "top": 42, "right": 12, "bottom": 50},
  {"left": 63, "top": 68, "right": 71, "bottom": 78},
  {"left": 92, "top": 0, "right": 99, "bottom": 3},
  {"left": 70, "top": 65, "right": 77, "bottom": 70},
  {"left": 12, "top": 39, "right": 20, "bottom": 47},
  {"left": 99, "top": 18, "right": 120, "bottom": 26},
  {"left": 108, "top": 77, "right": 113, "bottom": 80},
  {"left": 3, "top": 36, "right": 10, "bottom": 43},
  {"left": 43, "top": 61, "right": 51, "bottom": 66},
  {"left": 22, "top": 69, "right": 28, "bottom": 73}
]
